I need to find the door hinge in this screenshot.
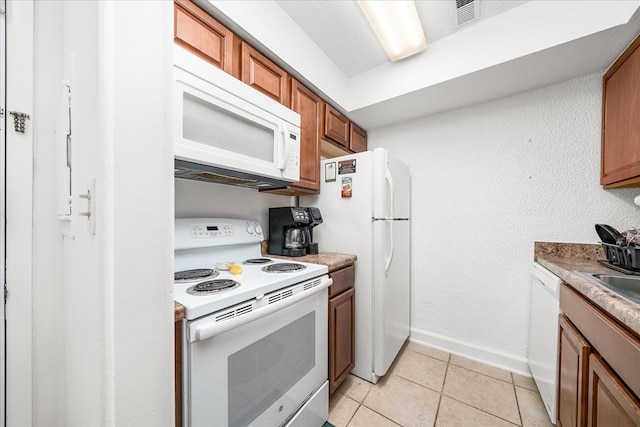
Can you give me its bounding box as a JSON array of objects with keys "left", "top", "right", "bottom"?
[{"left": 9, "top": 111, "right": 30, "bottom": 133}]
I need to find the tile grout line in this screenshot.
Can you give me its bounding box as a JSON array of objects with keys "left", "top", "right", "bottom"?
[
  {"left": 439, "top": 362, "right": 523, "bottom": 426},
  {"left": 333, "top": 347, "right": 546, "bottom": 427},
  {"left": 511, "top": 372, "right": 524, "bottom": 427},
  {"left": 430, "top": 353, "right": 453, "bottom": 426}
]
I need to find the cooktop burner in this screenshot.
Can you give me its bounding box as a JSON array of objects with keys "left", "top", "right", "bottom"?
[
  {"left": 186, "top": 279, "right": 240, "bottom": 295},
  {"left": 243, "top": 258, "right": 273, "bottom": 265},
  {"left": 262, "top": 263, "right": 307, "bottom": 273},
  {"left": 175, "top": 268, "right": 219, "bottom": 283}
]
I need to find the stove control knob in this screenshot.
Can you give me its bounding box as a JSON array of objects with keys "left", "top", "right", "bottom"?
[
  {"left": 254, "top": 224, "right": 263, "bottom": 235},
  {"left": 246, "top": 223, "right": 254, "bottom": 234}
]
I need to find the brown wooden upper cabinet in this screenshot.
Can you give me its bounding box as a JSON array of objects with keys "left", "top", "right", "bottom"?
[
  {"left": 323, "top": 103, "right": 350, "bottom": 149},
  {"left": 288, "top": 80, "right": 322, "bottom": 193},
  {"left": 350, "top": 123, "right": 368, "bottom": 153},
  {"left": 322, "top": 102, "right": 368, "bottom": 156},
  {"left": 240, "top": 41, "right": 290, "bottom": 106},
  {"left": 601, "top": 32, "right": 640, "bottom": 188},
  {"left": 174, "top": 0, "right": 234, "bottom": 75}
]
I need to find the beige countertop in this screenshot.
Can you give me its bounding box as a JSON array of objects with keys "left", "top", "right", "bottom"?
[
  {"left": 261, "top": 241, "right": 356, "bottom": 272},
  {"left": 535, "top": 242, "right": 640, "bottom": 337},
  {"left": 174, "top": 301, "right": 184, "bottom": 322}
]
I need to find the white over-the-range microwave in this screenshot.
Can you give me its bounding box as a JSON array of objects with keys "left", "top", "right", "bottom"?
[{"left": 174, "top": 46, "right": 301, "bottom": 190}]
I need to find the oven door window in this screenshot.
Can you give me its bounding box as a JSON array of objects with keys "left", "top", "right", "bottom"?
[
  {"left": 228, "top": 312, "right": 314, "bottom": 426},
  {"left": 186, "top": 290, "right": 327, "bottom": 427}
]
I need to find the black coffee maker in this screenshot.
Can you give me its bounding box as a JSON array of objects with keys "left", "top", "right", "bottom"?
[{"left": 268, "top": 207, "right": 323, "bottom": 257}]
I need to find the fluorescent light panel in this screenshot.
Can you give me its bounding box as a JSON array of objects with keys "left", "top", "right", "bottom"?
[{"left": 358, "top": 0, "right": 427, "bottom": 61}]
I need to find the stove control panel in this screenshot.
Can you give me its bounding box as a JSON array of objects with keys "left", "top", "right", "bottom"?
[
  {"left": 175, "top": 218, "right": 265, "bottom": 250},
  {"left": 190, "top": 223, "right": 233, "bottom": 238}
]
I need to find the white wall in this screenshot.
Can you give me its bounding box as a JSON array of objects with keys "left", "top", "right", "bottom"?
[
  {"left": 368, "top": 72, "right": 640, "bottom": 373},
  {"left": 175, "top": 178, "right": 294, "bottom": 229},
  {"left": 11, "top": 1, "right": 176, "bottom": 425}
]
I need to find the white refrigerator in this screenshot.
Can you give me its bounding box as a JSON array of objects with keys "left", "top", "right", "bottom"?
[{"left": 302, "top": 147, "right": 410, "bottom": 383}]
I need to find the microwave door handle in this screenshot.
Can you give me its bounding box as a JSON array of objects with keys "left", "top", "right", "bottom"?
[{"left": 276, "top": 124, "right": 290, "bottom": 171}]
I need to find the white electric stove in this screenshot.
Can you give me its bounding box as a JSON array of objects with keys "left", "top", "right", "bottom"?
[{"left": 174, "top": 217, "right": 330, "bottom": 427}]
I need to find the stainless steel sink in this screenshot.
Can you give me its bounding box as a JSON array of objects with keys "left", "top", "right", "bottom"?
[{"left": 578, "top": 272, "right": 640, "bottom": 306}]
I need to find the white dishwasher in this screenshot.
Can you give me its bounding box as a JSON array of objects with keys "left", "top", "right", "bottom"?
[{"left": 528, "top": 262, "right": 562, "bottom": 424}]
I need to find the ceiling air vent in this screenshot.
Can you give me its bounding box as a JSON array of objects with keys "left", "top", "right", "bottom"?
[{"left": 456, "top": 0, "right": 479, "bottom": 26}]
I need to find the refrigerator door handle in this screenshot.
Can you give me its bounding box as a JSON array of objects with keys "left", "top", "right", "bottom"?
[
  {"left": 384, "top": 164, "right": 395, "bottom": 276},
  {"left": 385, "top": 164, "right": 394, "bottom": 219},
  {"left": 385, "top": 220, "right": 394, "bottom": 277}
]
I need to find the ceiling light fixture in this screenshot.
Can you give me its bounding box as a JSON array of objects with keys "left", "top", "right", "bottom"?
[{"left": 357, "top": 0, "right": 427, "bottom": 62}]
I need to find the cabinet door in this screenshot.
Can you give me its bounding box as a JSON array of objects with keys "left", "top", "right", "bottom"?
[
  {"left": 174, "top": 0, "right": 234, "bottom": 74},
  {"left": 558, "top": 314, "right": 591, "bottom": 427},
  {"left": 328, "top": 287, "right": 355, "bottom": 396},
  {"left": 240, "top": 41, "right": 289, "bottom": 105},
  {"left": 349, "top": 122, "right": 367, "bottom": 153},
  {"left": 588, "top": 353, "right": 640, "bottom": 426},
  {"left": 601, "top": 33, "right": 640, "bottom": 188},
  {"left": 323, "top": 103, "right": 350, "bottom": 149},
  {"left": 289, "top": 80, "right": 321, "bottom": 192}
]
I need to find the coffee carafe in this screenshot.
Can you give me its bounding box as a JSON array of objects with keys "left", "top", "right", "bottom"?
[
  {"left": 268, "top": 207, "right": 322, "bottom": 257},
  {"left": 284, "top": 226, "right": 310, "bottom": 249}
]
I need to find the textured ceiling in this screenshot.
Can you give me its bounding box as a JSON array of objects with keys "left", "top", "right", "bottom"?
[{"left": 275, "top": 0, "right": 529, "bottom": 77}]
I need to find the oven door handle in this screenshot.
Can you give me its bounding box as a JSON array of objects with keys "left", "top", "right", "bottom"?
[{"left": 190, "top": 277, "right": 332, "bottom": 342}]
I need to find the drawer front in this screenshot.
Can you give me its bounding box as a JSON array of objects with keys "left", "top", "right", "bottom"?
[
  {"left": 560, "top": 283, "right": 640, "bottom": 399},
  {"left": 329, "top": 264, "right": 355, "bottom": 298}
]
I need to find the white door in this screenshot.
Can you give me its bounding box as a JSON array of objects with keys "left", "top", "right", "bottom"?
[
  {"left": 5, "top": 0, "right": 34, "bottom": 425},
  {"left": 0, "top": 0, "right": 6, "bottom": 423}
]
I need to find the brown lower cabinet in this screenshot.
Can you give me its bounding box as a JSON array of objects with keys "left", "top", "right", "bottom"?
[
  {"left": 588, "top": 353, "right": 640, "bottom": 426},
  {"left": 557, "top": 314, "right": 590, "bottom": 427},
  {"left": 558, "top": 283, "right": 640, "bottom": 427},
  {"left": 328, "top": 264, "right": 355, "bottom": 395}
]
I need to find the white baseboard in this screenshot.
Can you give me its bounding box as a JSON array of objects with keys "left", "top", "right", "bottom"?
[{"left": 410, "top": 327, "right": 531, "bottom": 377}]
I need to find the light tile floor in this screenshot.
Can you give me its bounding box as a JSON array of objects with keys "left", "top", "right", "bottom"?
[{"left": 328, "top": 342, "right": 554, "bottom": 427}]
